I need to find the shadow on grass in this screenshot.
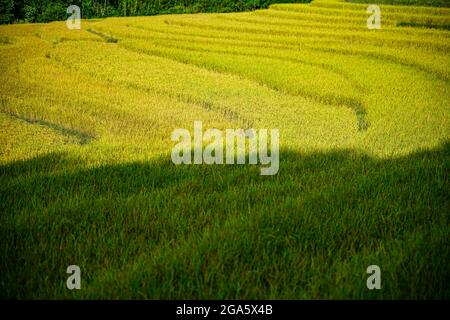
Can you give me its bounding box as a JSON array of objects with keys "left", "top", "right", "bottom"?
[{"left": 0, "top": 143, "right": 449, "bottom": 299}]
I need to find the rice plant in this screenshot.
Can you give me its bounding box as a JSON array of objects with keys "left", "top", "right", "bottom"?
[{"left": 0, "top": 0, "right": 448, "bottom": 299}]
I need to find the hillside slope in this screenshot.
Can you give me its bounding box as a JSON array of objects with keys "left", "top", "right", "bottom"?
[{"left": 0, "top": 0, "right": 449, "bottom": 298}]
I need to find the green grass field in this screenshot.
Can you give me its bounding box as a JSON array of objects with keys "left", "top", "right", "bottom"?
[{"left": 0, "top": 0, "right": 449, "bottom": 299}]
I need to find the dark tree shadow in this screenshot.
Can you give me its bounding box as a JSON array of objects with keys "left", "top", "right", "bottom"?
[{"left": 0, "top": 142, "right": 449, "bottom": 299}]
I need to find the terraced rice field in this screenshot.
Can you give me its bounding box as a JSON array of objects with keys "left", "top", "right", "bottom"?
[{"left": 0, "top": 0, "right": 449, "bottom": 299}]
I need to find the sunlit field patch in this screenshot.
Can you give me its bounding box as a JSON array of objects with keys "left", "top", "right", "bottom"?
[{"left": 0, "top": 0, "right": 449, "bottom": 299}]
